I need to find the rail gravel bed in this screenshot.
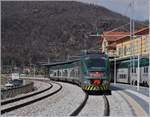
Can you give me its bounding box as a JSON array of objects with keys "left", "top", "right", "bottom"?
[
  {"left": 2, "top": 82, "right": 86, "bottom": 116},
  {"left": 1, "top": 80, "right": 52, "bottom": 105},
  {"left": 106, "top": 90, "right": 133, "bottom": 116},
  {"left": 1, "top": 82, "right": 62, "bottom": 114},
  {"left": 78, "top": 95, "right": 108, "bottom": 116}
]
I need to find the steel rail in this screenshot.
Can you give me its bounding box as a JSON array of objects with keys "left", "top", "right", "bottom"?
[
  {"left": 70, "top": 91, "right": 89, "bottom": 116},
  {"left": 103, "top": 95, "right": 110, "bottom": 116}
]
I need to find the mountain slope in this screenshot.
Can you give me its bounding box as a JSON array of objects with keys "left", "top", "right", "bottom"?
[{"left": 2, "top": 1, "right": 130, "bottom": 66}]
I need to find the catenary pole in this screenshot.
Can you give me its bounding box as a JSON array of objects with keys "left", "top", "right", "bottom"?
[
  {"left": 114, "top": 56, "right": 116, "bottom": 85},
  {"left": 148, "top": 1, "right": 150, "bottom": 116},
  {"left": 137, "top": 36, "right": 141, "bottom": 91},
  {"left": 130, "top": 1, "right": 132, "bottom": 85}
]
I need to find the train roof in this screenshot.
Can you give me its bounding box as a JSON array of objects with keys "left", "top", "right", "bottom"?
[
  {"left": 43, "top": 59, "right": 80, "bottom": 67},
  {"left": 81, "top": 53, "right": 108, "bottom": 58},
  {"left": 117, "top": 58, "right": 149, "bottom": 68}
]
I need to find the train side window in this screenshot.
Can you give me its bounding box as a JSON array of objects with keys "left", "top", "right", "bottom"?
[
  {"left": 144, "top": 67, "right": 148, "bottom": 73},
  {"left": 131, "top": 68, "right": 133, "bottom": 73},
  {"left": 132, "top": 68, "right": 136, "bottom": 73},
  {"left": 54, "top": 72, "right": 56, "bottom": 76}
]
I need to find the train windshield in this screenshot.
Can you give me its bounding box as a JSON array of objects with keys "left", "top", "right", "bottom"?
[{"left": 85, "top": 58, "right": 106, "bottom": 68}]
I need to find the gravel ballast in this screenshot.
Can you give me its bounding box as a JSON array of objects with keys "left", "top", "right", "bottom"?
[
  {"left": 78, "top": 95, "right": 105, "bottom": 116},
  {"left": 107, "top": 90, "right": 133, "bottom": 116}
]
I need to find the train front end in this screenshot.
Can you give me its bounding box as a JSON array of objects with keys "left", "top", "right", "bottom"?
[{"left": 81, "top": 53, "right": 111, "bottom": 94}]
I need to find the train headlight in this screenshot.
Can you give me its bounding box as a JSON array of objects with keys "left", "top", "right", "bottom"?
[
  {"left": 84, "top": 75, "right": 90, "bottom": 79},
  {"left": 83, "top": 80, "right": 90, "bottom": 85},
  {"left": 103, "top": 80, "right": 108, "bottom": 84}
]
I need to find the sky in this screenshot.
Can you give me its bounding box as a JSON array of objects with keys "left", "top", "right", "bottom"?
[{"left": 75, "top": 0, "right": 149, "bottom": 21}]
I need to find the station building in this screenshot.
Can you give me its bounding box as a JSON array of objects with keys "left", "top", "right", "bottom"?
[
  {"left": 100, "top": 27, "right": 149, "bottom": 59},
  {"left": 100, "top": 27, "right": 149, "bottom": 86}
]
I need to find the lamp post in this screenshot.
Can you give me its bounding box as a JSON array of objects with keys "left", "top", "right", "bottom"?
[
  {"left": 149, "top": 1, "right": 150, "bottom": 98},
  {"left": 33, "top": 65, "right": 35, "bottom": 78},
  {"left": 129, "top": 0, "right": 135, "bottom": 86},
  {"left": 137, "top": 36, "right": 141, "bottom": 91},
  {"left": 30, "top": 64, "right": 36, "bottom": 78},
  {"left": 114, "top": 55, "right": 117, "bottom": 85}
]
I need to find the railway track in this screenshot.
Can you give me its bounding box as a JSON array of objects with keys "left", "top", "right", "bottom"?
[
  {"left": 70, "top": 93, "right": 110, "bottom": 116},
  {"left": 1, "top": 80, "right": 62, "bottom": 114},
  {"left": 52, "top": 79, "right": 110, "bottom": 116}
]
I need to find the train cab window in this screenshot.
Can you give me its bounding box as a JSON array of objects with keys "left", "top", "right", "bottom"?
[{"left": 85, "top": 58, "right": 106, "bottom": 68}]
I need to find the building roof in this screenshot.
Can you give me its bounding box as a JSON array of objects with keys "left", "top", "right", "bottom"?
[
  {"left": 100, "top": 27, "right": 149, "bottom": 43},
  {"left": 115, "top": 27, "right": 149, "bottom": 42},
  {"left": 101, "top": 32, "right": 129, "bottom": 42}
]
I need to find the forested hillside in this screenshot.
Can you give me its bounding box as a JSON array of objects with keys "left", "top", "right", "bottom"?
[{"left": 2, "top": 1, "right": 146, "bottom": 66}]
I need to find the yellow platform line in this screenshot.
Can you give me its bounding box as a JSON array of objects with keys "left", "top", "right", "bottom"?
[{"left": 119, "top": 91, "right": 147, "bottom": 116}]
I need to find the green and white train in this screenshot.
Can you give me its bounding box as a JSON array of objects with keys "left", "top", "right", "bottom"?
[
  {"left": 116, "top": 57, "right": 149, "bottom": 87},
  {"left": 45, "top": 51, "right": 111, "bottom": 93}
]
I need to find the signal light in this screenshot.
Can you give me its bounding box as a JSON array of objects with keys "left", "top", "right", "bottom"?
[{"left": 93, "top": 80, "right": 101, "bottom": 86}]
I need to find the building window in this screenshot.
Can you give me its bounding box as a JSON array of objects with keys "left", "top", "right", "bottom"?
[
  {"left": 124, "top": 46, "right": 127, "bottom": 56},
  {"left": 118, "top": 48, "right": 122, "bottom": 56},
  {"left": 104, "top": 42, "right": 107, "bottom": 47}
]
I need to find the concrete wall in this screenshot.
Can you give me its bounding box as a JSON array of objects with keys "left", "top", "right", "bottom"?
[{"left": 1, "top": 81, "right": 34, "bottom": 100}]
